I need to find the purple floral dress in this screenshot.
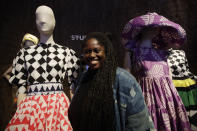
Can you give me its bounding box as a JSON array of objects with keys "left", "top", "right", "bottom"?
[{"left": 131, "top": 47, "right": 191, "bottom": 131}]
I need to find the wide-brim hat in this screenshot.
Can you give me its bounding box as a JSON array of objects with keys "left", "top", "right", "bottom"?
[{"left": 122, "top": 12, "right": 186, "bottom": 49}]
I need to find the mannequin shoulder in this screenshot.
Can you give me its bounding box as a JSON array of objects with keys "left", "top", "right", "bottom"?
[
  {"left": 171, "top": 49, "right": 186, "bottom": 57},
  {"left": 52, "top": 43, "right": 70, "bottom": 51},
  {"left": 55, "top": 44, "right": 77, "bottom": 55},
  {"left": 54, "top": 43, "right": 69, "bottom": 49},
  {"left": 170, "top": 49, "right": 185, "bottom": 54},
  {"left": 52, "top": 43, "right": 64, "bottom": 49}
]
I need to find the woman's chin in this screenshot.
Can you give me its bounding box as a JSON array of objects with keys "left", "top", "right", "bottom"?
[{"left": 89, "top": 64, "right": 100, "bottom": 70}]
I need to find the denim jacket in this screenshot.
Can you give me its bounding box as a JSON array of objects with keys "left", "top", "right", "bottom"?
[
  {"left": 114, "top": 67, "right": 155, "bottom": 131},
  {"left": 73, "top": 67, "right": 155, "bottom": 131}
]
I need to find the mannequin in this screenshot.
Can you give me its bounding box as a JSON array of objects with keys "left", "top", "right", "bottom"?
[
  {"left": 123, "top": 27, "right": 159, "bottom": 72},
  {"left": 3, "top": 33, "right": 38, "bottom": 107},
  {"left": 3, "top": 33, "right": 38, "bottom": 81},
  {"left": 17, "top": 6, "right": 56, "bottom": 105},
  {"left": 6, "top": 5, "right": 79, "bottom": 130},
  {"left": 122, "top": 25, "right": 190, "bottom": 130}
]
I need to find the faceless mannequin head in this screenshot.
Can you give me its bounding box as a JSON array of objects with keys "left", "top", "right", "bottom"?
[
  {"left": 35, "top": 5, "right": 56, "bottom": 35},
  {"left": 138, "top": 26, "right": 160, "bottom": 42},
  {"left": 137, "top": 26, "right": 160, "bottom": 48}
]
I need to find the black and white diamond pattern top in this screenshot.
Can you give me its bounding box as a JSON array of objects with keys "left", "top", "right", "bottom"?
[
  {"left": 167, "top": 49, "right": 197, "bottom": 80},
  {"left": 9, "top": 43, "right": 80, "bottom": 95}
]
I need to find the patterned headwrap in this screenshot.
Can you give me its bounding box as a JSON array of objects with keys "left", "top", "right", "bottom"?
[
  {"left": 21, "top": 33, "right": 39, "bottom": 47},
  {"left": 122, "top": 12, "right": 186, "bottom": 49}
]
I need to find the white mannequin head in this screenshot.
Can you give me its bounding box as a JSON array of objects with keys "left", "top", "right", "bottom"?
[{"left": 35, "top": 5, "right": 55, "bottom": 36}]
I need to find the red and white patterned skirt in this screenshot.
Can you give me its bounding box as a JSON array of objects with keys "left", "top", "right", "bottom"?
[{"left": 5, "top": 92, "right": 72, "bottom": 131}]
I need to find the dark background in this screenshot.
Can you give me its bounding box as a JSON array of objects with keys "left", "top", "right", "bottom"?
[{"left": 0, "top": 0, "right": 196, "bottom": 130}]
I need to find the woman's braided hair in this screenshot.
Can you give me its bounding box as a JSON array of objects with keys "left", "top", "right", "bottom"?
[{"left": 80, "top": 32, "right": 117, "bottom": 131}]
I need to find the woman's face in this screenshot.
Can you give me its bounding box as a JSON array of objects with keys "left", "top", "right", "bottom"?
[
  {"left": 23, "top": 40, "right": 35, "bottom": 48},
  {"left": 83, "top": 38, "right": 106, "bottom": 70}
]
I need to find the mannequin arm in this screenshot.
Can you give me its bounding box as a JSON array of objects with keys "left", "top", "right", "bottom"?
[
  {"left": 17, "top": 93, "right": 26, "bottom": 107},
  {"left": 123, "top": 51, "right": 132, "bottom": 73},
  {"left": 69, "top": 84, "right": 75, "bottom": 99},
  {"left": 3, "top": 66, "right": 12, "bottom": 81},
  {"left": 70, "top": 89, "right": 74, "bottom": 99},
  {"left": 169, "top": 67, "right": 173, "bottom": 80}
]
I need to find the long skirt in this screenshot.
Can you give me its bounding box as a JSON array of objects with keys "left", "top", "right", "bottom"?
[
  {"left": 173, "top": 78, "right": 197, "bottom": 130},
  {"left": 139, "top": 76, "right": 191, "bottom": 131},
  {"left": 5, "top": 92, "right": 72, "bottom": 131}
]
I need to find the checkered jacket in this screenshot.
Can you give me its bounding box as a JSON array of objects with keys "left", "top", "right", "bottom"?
[{"left": 9, "top": 43, "right": 80, "bottom": 95}]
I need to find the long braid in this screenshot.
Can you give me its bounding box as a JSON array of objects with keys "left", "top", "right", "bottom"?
[{"left": 80, "top": 32, "right": 117, "bottom": 131}]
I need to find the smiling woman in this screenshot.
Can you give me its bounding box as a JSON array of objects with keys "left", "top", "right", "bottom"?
[{"left": 68, "top": 32, "right": 155, "bottom": 131}]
